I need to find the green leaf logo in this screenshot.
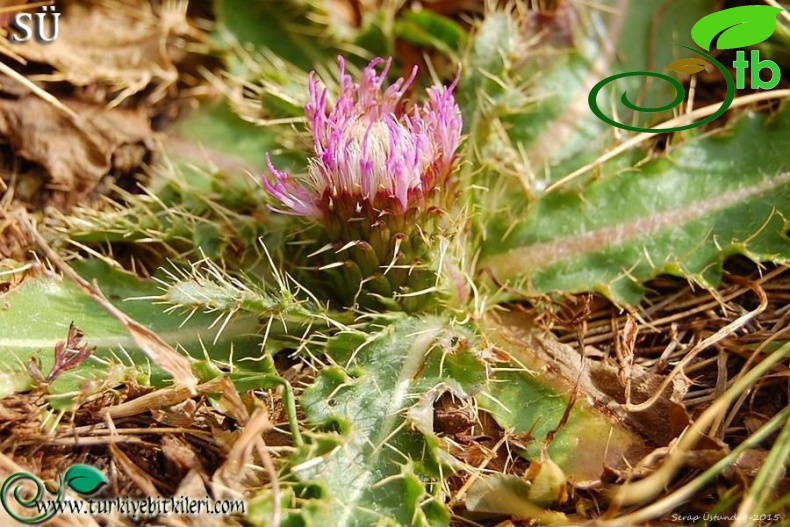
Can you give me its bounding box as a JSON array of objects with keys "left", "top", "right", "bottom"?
[
  {"left": 63, "top": 465, "right": 107, "bottom": 496},
  {"left": 691, "top": 5, "right": 782, "bottom": 51}
]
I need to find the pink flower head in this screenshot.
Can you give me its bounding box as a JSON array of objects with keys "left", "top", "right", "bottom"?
[{"left": 264, "top": 56, "right": 462, "bottom": 220}]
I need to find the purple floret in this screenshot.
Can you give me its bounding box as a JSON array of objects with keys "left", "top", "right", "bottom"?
[{"left": 264, "top": 56, "right": 462, "bottom": 220}]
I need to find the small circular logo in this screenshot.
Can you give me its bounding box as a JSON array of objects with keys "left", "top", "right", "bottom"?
[
  {"left": 1, "top": 465, "right": 107, "bottom": 524},
  {"left": 588, "top": 45, "right": 735, "bottom": 134},
  {"left": 589, "top": 6, "right": 783, "bottom": 134},
  {"left": 0, "top": 472, "right": 61, "bottom": 525}
]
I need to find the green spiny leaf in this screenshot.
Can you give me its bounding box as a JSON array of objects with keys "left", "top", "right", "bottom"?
[
  {"left": 291, "top": 316, "right": 487, "bottom": 527},
  {"left": 460, "top": 0, "right": 716, "bottom": 187},
  {"left": 0, "top": 260, "right": 264, "bottom": 408},
  {"left": 479, "top": 107, "right": 790, "bottom": 303}
]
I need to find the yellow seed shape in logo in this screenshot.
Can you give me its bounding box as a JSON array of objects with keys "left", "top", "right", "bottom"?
[
  {"left": 667, "top": 58, "right": 710, "bottom": 74},
  {"left": 44, "top": 480, "right": 59, "bottom": 494}
]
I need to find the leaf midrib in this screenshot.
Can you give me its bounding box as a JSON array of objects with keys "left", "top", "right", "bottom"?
[{"left": 482, "top": 170, "right": 790, "bottom": 279}]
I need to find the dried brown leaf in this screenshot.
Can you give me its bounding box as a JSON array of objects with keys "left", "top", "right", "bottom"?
[
  {"left": 211, "top": 406, "right": 271, "bottom": 498},
  {"left": 434, "top": 392, "right": 477, "bottom": 436},
  {"left": 169, "top": 470, "right": 221, "bottom": 527},
  {"left": 208, "top": 376, "right": 250, "bottom": 425},
  {"left": 151, "top": 398, "right": 197, "bottom": 427},
  {"left": 45, "top": 322, "right": 95, "bottom": 383},
  {"left": 103, "top": 384, "right": 193, "bottom": 419},
  {"left": 0, "top": 96, "right": 151, "bottom": 209},
  {"left": 6, "top": 0, "right": 200, "bottom": 104},
  {"left": 0, "top": 207, "right": 34, "bottom": 259},
  {"left": 587, "top": 361, "right": 691, "bottom": 447}
]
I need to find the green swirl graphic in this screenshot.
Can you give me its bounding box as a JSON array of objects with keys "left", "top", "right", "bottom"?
[
  {"left": 1, "top": 472, "right": 63, "bottom": 525},
  {"left": 588, "top": 45, "right": 735, "bottom": 133}
]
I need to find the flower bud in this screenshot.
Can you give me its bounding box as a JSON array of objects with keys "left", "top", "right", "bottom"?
[{"left": 264, "top": 56, "right": 462, "bottom": 310}]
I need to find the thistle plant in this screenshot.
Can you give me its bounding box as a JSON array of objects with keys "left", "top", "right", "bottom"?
[
  {"left": 6, "top": 2, "right": 790, "bottom": 527},
  {"left": 264, "top": 56, "right": 463, "bottom": 311}
]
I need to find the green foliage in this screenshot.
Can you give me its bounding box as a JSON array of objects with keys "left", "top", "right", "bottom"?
[
  {"left": 479, "top": 367, "right": 639, "bottom": 483},
  {"left": 479, "top": 107, "right": 790, "bottom": 303},
  {"left": 460, "top": 1, "right": 790, "bottom": 303},
  {"left": 173, "top": 103, "right": 283, "bottom": 171},
  {"left": 213, "top": 0, "right": 336, "bottom": 72},
  {"left": 394, "top": 10, "right": 467, "bottom": 57},
  {"left": 67, "top": 103, "right": 296, "bottom": 270},
  {"left": 288, "top": 316, "right": 487, "bottom": 526},
  {"left": 459, "top": 0, "right": 716, "bottom": 183},
  {"left": 0, "top": 261, "right": 263, "bottom": 404}
]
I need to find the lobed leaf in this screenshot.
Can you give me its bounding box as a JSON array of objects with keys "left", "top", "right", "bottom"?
[{"left": 291, "top": 316, "right": 487, "bottom": 527}]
